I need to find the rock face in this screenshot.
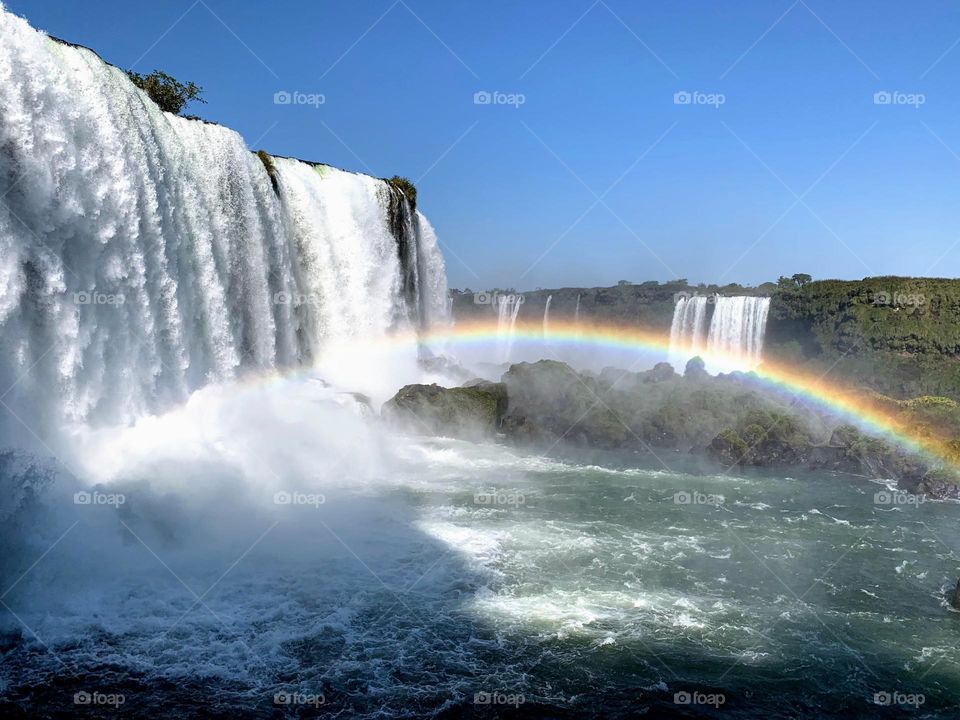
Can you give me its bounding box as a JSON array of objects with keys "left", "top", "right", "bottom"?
[
  {"left": 381, "top": 383, "right": 507, "bottom": 440},
  {"left": 382, "top": 359, "right": 960, "bottom": 498}
]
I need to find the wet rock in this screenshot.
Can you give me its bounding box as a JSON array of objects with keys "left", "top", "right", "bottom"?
[{"left": 382, "top": 383, "right": 507, "bottom": 440}]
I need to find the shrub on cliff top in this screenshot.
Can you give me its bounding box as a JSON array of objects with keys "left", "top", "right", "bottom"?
[
  {"left": 386, "top": 176, "right": 417, "bottom": 211},
  {"left": 126, "top": 69, "right": 206, "bottom": 115}
]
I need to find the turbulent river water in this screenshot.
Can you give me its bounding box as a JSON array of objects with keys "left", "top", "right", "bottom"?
[{"left": 1, "top": 374, "right": 957, "bottom": 718}]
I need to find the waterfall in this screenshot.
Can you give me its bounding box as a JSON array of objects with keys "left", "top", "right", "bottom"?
[
  {"left": 496, "top": 294, "right": 522, "bottom": 361},
  {"left": 669, "top": 295, "right": 769, "bottom": 371},
  {"left": 574, "top": 294, "right": 581, "bottom": 324},
  {"left": 668, "top": 295, "right": 708, "bottom": 368},
  {"left": 706, "top": 296, "right": 771, "bottom": 369},
  {"left": 0, "top": 6, "right": 449, "bottom": 438},
  {"left": 542, "top": 295, "right": 552, "bottom": 337}
]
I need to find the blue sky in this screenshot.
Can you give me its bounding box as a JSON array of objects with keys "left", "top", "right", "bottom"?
[{"left": 9, "top": 0, "right": 960, "bottom": 290}]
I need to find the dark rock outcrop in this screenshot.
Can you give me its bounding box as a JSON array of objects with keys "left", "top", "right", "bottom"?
[{"left": 382, "top": 383, "right": 507, "bottom": 439}]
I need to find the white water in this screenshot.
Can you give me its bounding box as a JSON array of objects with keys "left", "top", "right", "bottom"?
[
  {"left": 0, "top": 6, "right": 448, "bottom": 444},
  {"left": 707, "top": 296, "right": 770, "bottom": 370},
  {"left": 574, "top": 294, "right": 581, "bottom": 323},
  {"left": 668, "top": 295, "right": 708, "bottom": 369},
  {"left": 669, "top": 295, "right": 769, "bottom": 372},
  {"left": 542, "top": 295, "right": 552, "bottom": 336},
  {"left": 496, "top": 294, "right": 522, "bottom": 361}
]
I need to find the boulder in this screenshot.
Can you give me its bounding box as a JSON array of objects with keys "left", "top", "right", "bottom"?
[{"left": 382, "top": 383, "right": 507, "bottom": 440}]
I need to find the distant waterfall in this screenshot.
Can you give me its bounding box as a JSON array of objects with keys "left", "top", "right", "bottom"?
[
  {"left": 669, "top": 295, "right": 769, "bottom": 371},
  {"left": 574, "top": 294, "right": 581, "bottom": 323},
  {"left": 668, "top": 295, "right": 708, "bottom": 367},
  {"left": 542, "top": 295, "right": 552, "bottom": 337},
  {"left": 0, "top": 7, "right": 449, "bottom": 437},
  {"left": 496, "top": 295, "right": 522, "bottom": 361},
  {"left": 707, "top": 296, "right": 770, "bottom": 368}
]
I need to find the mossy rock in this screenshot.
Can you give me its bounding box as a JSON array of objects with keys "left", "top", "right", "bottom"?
[{"left": 382, "top": 383, "right": 507, "bottom": 439}]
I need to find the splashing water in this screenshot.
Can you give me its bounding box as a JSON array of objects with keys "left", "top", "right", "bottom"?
[{"left": 0, "top": 6, "right": 448, "bottom": 444}]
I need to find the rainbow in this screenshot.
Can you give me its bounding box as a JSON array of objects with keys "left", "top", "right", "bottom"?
[{"left": 378, "top": 318, "right": 956, "bottom": 470}]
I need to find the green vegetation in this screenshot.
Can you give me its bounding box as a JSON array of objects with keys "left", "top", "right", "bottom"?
[
  {"left": 126, "top": 69, "right": 206, "bottom": 115},
  {"left": 386, "top": 176, "right": 417, "bottom": 212},
  {"left": 764, "top": 276, "right": 960, "bottom": 400}
]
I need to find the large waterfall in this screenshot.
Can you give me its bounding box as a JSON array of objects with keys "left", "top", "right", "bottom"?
[
  {"left": 0, "top": 6, "right": 448, "bottom": 439},
  {"left": 668, "top": 295, "right": 769, "bottom": 371}
]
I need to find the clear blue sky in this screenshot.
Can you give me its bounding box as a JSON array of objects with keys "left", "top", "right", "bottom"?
[{"left": 9, "top": 0, "right": 960, "bottom": 290}]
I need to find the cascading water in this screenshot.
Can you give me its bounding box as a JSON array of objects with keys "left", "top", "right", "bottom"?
[
  {"left": 668, "top": 295, "right": 708, "bottom": 369},
  {"left": 706, "top": 296, "right": 770, "bottom": 369},
  {"left": 574, "top": 293, "right": 581, "bottom": 324},
  {"left": 668, "top": 295, "right": 769, "bottom": 371},
  {"left": 0, "top": 6, "right": 448, "bottom": 443},
  {"left": 542, "top": 295, "right": 552, "bottom": 336},
  {"left": 496, "top": 294, "right": 522, "bottom": 361}
]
